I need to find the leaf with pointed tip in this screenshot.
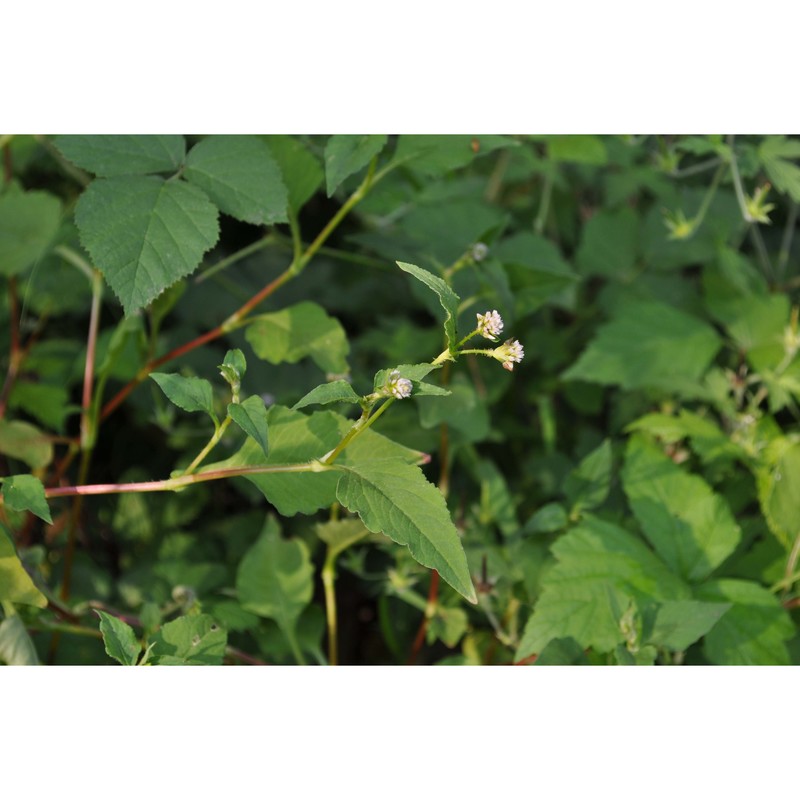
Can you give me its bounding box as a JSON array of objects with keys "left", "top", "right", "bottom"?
[
  {"left": 0, "top": 188, "right": 62, "bottom": 276},
  {"left": 324, "top": 135, "right": 387, "bottom": 196},
  {"left": 396, "top": 262, "right": 460, "bottom": 351},
  {"left": 0, "top": 419, "right": 53, "bottom": 469},
  {"left": 648, "top": 600, "right": 731, "bottom": 652},
  {"left": 149, "top": 614, "right": 227, "bottom": 666},
  {"left": 228, "top": 396, "right": 269, "bottom": 457},
  {"left": 564, "top": 439, "right": 612, "bottom": 514},
  {"left": 0, "top": 614, "right": 39, "bottom": 665},
  {"left": 96, "top": 610, "right": 141, "bottom": 666},
  {"left": 263, "top": 136, "right": 323, "bottom": 214},
  {"left": 54, "top": 134, "right": 186, "bottom": 176},
  {"left": 2, "top": 474, "right": 52, "bottom": 524},
  {"left": 293, "top": 380, "right": 361, "bottom": 410},
  {"left": 373, "top": 363, "right": 440, "bottom": 391},
  {"left": 75, "top": 176, "right": 219, "bottom": 315},
  {"left": 336, "top": 459, "right": 476, "bottom": 603},
  {"left": 315, "top": 518, "right": 370, "bottom": 558},
  {"left": 151, "top": 372, "right": 216, "bottom": 420},
  {"left": 219, "top": 348, "right": 247, "bottom": 388},
  {"left": 0, "top": 526, "right": 47, "bottom": 608}
]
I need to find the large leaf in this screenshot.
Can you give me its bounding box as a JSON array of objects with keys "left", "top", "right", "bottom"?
[
  {"left": 54, "top": 135, "right": 186, "bottom": 176},
  {"left": 0, "top": 419, "right": 54, "bottom": 470},
  {"left": 96, "top": 610, "right": 141, "bottom": 666},
  {"left": 184, "top": 134, "right": 288, "bottom": 224},
  {"left": 621, "top": 436, "right": 741, "bottom": 581},
  {"left": 647, "top": 600, "right": 731, "bottom": 652},
  {"left": 756, "top": 439, "right": 800, "bottom": 550},
  {"left": 336, "top": 459, "right": 477, "bottom": 603},
  {"left": 228, "top": 396, "right": 270, "bottom": 457},
  {"left": 0, "top": 188, "right": 62, "bottom": 276},
  {"left": 0, "top": 527, "right": 47, "bottom": 608},
  {"left": 263, "top": 136, "right": 323, "bottom": 214},
  {"left": 324, "top": 135, "right": 387, "bottom": 196},
  {"left": 75, "top": 175, "right": 219, "bottom": 315},
  {"left": 563, "top": 300, "right": 721, "bottom": 392},
  {"left": 396, "top": 262, "right": 460, "bottom": 351},
  {"left": 149, "top": 614, "right": 227, "bottom": 666},
  {"left": 245, "top": 301, "right": 349, "bottom": 374},
  {"left": 545, "top": 135, "right": 608, "bottom": 165},
  {"left": 564, "top": 439, "right": 612, "bottom": 514},
  {"left": 150, "top": 372, "right": 215, "bottom": 419},
  {"left": 515, "top": 516, "right": 689, "bottom": 660},
  {"left": 0, "top": 614, "right": 39, "bottom": 665},
  {"left": 576, "top": 207, "right": 639, "bottom": 279},
  {"left": 1, "top": 474, "right": 52, "bottom": 524}
]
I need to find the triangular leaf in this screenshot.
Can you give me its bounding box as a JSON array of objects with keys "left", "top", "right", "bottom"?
[
  {"left": 293, "top": 380, "right": 361, "bottom": 410},
  {"left": 324, "top": 134, "right": 387, "bottom": 196},
  {"left": 2, "top": 474, "right": 52, "bottom": 524},
  {"left": 396, "top": 262, "right": 460, "bottom": 351},
  {"left": 228, "top": 396, "right": 269, "bottom": 457},
  {"left": 0, "top": 526, "right": 47, "bottom": 608},
  {"left": 151, "top": 372, "right": 216, "bottom": 420},
  {"left": 96, "top": 610, "right": 141, "bottom": 666}
]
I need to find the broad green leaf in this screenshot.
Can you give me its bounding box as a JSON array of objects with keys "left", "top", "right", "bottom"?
[
  {"left": 393, "top": 135, "right": 518, "bottom": 176},
  {"left": 0, "top": 188, "right": 62, "bottom": 276},
  {"left": 8, "top": 381, "right": 72, "bottom": 432},
  {"left": 54, "top": 135, "right": 186, "bottom": 176},
  {"left": 0, "top": 527, "right": 47, "bottom": 608},
  {"left": 336, "top": 459, "right": 477, "bottom": 603},
  {"left": 149, "top": 614, "right": 227, "bottom": 666},
  {"left": 545, "top": 135, "right": 608, "bottom": 165},
  {"left": 621, "top": 436, "right": 740, "bottom": 581},
  {"left": 96, "top": 610, "right": 141, "bottom": 666},
  {"left": 564, "top": 440, "right": 612, "bottom": 514},
  {"left": 263, "top": 136, "right": 323, "bottom": 213},
  {"left": 576, "top": 207, "right": 639, "bottom": 279},
  {"left": 427, "top": 605, "right": 469, "bottom": 647},
  {"left": 237, "top": 533, "right": 313, "bottom": 636},
  {"left": 698, "top": 579, "right": 794, "bottom": 665},
  {"left": 474, "top": 460, "right": 519, "bottom": 537},
  {"left": 75, "top": 175, "right": 219, "bottom": 315},
  {"left": 515, "top": 516, "right": 689, "bottom": 660},
  {"left": 293, "top": 380, "right": 361, "bottom": 410},
  {"left": 563, "top": 300, "right": 721, "bottom": 392},
  {"left": 396, "top": 262, "right": 460, "bottom": 350},
  {"left": 228, "top": 396, "right": 270, "bottom": 457},
  {"left": 245, "top": 301, "right": 349, "bottom": 374},
  {"left": 416, "top": 377, "right": 490, "bottom": 443},
  {"left": 324, "top": 134, "right": 387, "bottom": 196},
  {"left": 1, "top": 475, "right": 52, "bottom": 524},
  {"left": 315, "top": 518, "right": 370, "bottom": 558},
  {"left": 373, "top": 363, "right": 439, "bottom": 391},
  {"left": 0, "top": 419, "right": 53, "bottom": 469},
  {"left": 648, "top": 600, "right": 731, "bottom": 652},
  {"left": 759, "top": 135, "right": 800, "bottom": 201},
  {"left": 150, "top": 372, "right": 215, "bottom": 419},
  {"left": 756, "top": 439, "right": 800, "bottom": 550},
  {"left": 414, "top": 382, "right": 451, "bottom": 397},
  {"left": 184, "top": 134, "right": 288, "bottom": 224},
  {"left": 0, "top": 614, "right": 39, "bottom": 665},
  {"left": 523, "top": 502, "right": 568, "bottom": 535},
  {"left": 531, "top": 637, "right": 589, "bottom": 666}
]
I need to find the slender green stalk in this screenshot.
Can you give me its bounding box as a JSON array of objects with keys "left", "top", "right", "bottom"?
[
  {"left": 54, "top": 245, "right": 95, "bottom": 281},
  {"left": 183, "top": 417, "right": 232, "bottom": 475},
  {"left": 777, "top": 200, "right": 798, "bottom": 280},
  {"left": 321, "top": 552, "right": 338, "bottom": 666},
  {"left": 322, "top": 399, "right": 394, "bottom": 465},
  {"left": 195, "top": 233, "right": 276, "bottom": 284},
  {"left": 534, "top": 171, "right": 554, "bottom": 235},
  {"left": 285, "top": 627, "right": 307, "bottom": 666}
]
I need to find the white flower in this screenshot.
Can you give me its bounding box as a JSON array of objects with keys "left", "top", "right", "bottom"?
[
  {"left": 386, "top": 369, "right": 413, "bottom": 399},
  {"left": 493, "top": 338, "right": 524, "bottom": 371},
  {"left": 471, "top": 242, "right": 489, "bottom": 262},
  {"left": 476, "top": 309, "right": 504, "bottom": 341}
]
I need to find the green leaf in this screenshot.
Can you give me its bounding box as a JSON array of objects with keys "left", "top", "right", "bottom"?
[
  {"left": 373, "top": 363, "right": 439, "bottom": 391},
  {"left": 564, "top": 440, "right": 612, "bottom": 514},
  {"left": 315, "top": 518, "right": 370, "bottom": 558},
  {"left": 698, "top": 579, "right": 794, "bottom": 665},
  {"left": 75, "top": 175, "right": 219, "bottom": 315},
  {"left": 427, "top": 605, "right": 469, "bottom": 648},
  {"left": 416, "top": 377, "right": 490, "bottom": 443},
  {"left": 237, "top": 533, "right": 313, "bottom": 636},
  {"left": 150, "top": 372, "right": 215, "bottom": 419},
  {"left": 184, "top": 134, "right": 288, "bottom": 224},
  {"left": 576, "top": 207, "right": 639, "bottom": 279},
  {"left": 396, "top": 262, "right": 460, "bottom": 351},
  {"left": 756, "top": 439, "right": 800, "bottom": 550},
  {"left": 0, "top": 614, "right": 39, "bottom": 665},
  {"left": 545, "top": 135, "right": 608, "bottom": 165},
  {"left": 393, "top": 135, "right": 518, "bottom": 176},
  {"left": 95, "top": 610, "right": 141, "bottom": 666},
  {"left": 515, "top": 516, "right": 689, "bottom": 660},
  {"left": 563, "top": 301, "right": 721, "bottom": 392},
  {"left": 523, "top": 502, "right": 568, "bottom": 535},
  {"left": 324, "top": 135, "right": 387, "bottom": 196},
  {"left": 0, "top": 527, "right": 47, "bottom": 608},
  {"left": 531, "top": 637, "right": 589, "bottom": 666},
  {"left": 293, "top": 380, "right": 361, "bottom": 410},
  {"left": 0, "top": 419, "right": 53, "bottom": 470},
  {"left": 245, "top": 301, "right": 349, "bottom": 374},
  {"left": 54, "top": 135, "right": 186, "bottom": 176},
  {"left": 621, "top": 436, "right": 740, "bottom": 581},
  {"left": 648, "top": 600, "right": 731, "bottom": 651},
  {"left": 228, "top": 396, "right": 269, "bottom": 457},
  {"left": 263, "top": 136, "right": 323, "bottom": 214},
  {"left": 0, "top": 188, "right": 62, "bottom": 276},
  {"left": 474, "top": 460, "right": 519, "bottom": 537},
  {"left": 336, "top": 459, "right": 477, "bottom": 603},
  {"left": 149, "top": 614, "right": 227, "bottom": 666},
  {"left": 759, "top": 135, "right": 800, "bottom": 202},
  {"left": 219, "top": 348, "right": 247, "bottom": 388},
  {"left": 1, "top": 475, "right": 52, "bottom": 524}
]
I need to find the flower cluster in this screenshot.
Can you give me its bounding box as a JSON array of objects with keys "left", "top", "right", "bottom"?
[
  {"left": 476, "top": 309, "right": 504, "bottom": 341},
  {"left": 385, "top": 369, "right": 413, "bottom": 399},
  {"left": 493, "top": 339, "right": 525, "bottom": 371}
]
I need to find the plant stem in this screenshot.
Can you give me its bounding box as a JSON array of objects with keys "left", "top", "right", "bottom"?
[
  {"left": 0, "top": 277, "right": 21, "bottom": 419},
  {"left": 777, "top": 200, "right": 798, "bottom": 281},
  {"left": 321, "top": 551, "right": 338, "bottom": 666},
  {"left": 323, "top": 399, "right": 394, "bottom": 465},
  {"left": 80, "top": 271, "right": 103, "bottom": 449},
  {"left": 54, "top": 245, "right": 95, "bottom": 281},
  {"left": 285, "top": 627, "right": 307, "bottom": 666},
  {"left": 534, "top": 171, "right": 554, "bottom": 235},
  {"left": 195, "top": 233, "right": 276, "bottom": 284},
  {"left": 183, "top": 417, "right": 232, "bottom": 475}
]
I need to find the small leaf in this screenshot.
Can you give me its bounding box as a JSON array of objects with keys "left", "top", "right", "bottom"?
[
  {"left": 648, "top": 600, "right": 731, "bottom": 652},
  {"left": 564, "top": 440, "right": 612, "bottom": 514},
  {"left": 293, "top": 380, "right": 361, "bottom": 410},
  {"left": 2, "top": 475, "right": 52, "bottom": 524},
  {"left": 0, "top": 526, "right": 47, "bottom": 608},
  {"left": 523, "top": 502, "right": 568, "bottom": 535},
  {"left": 228, "top": 396, "right": 270, "bottom": 457},
  {"left": 759, "top": 135, "right": 800, "bottom": 202},
  {"left": 96, "top": 610, "right": 141, "bottom": 666},
  {"left": 75, "top": 175, "right": 219, "bottom": 315},
  {"left": 414, "top": 382, "right": 451, "bottom": 397},
  {"left": 0, "top": 419, "right": 54, "bottom": 470},
  {"left": 149, "top": 614, "right": 227, "bottom": 666},
  {"left": 393, "top": 135, "right": 518, "bottom": 176},
  {"left": 0, "top": 614, "right": 39, "bottom": 665},
  {"left": 54, "top": 135, "right": 186, "bottom": 176},
  {"left": 336, "top": 459, "right": 477, "bottom": 603},
  {"left": 219, "top": 348, "right": 247, "bottom": 389},
  {"left": 0, "top": 188, "right": 62, "bottom": 276},
  {"left": 396, "top": 262, "right": 460, "bottom": 351},
  {"left": 324, "top": 135, "right": 387, "bottom": 196},
  {"left": 372, "top": 363, "right": 439, "bottom": 391},
  {"left": 184, "top": 134, "right": 288, "bottom": 224},
  {"left": 151, "top": 372, "right": 216, "bottom": 420}
]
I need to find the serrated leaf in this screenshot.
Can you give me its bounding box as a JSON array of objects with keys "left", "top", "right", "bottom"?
[
  {"left": 237, "top": 533, "right": 313, "bottom": 635},
  {"left": 576, "top": 207, "right": 639, "bottom": 279},
  {"left": 756, "top": 439, "right": 800, "bottom": 550},
  {"left": 75, "top": 175, "right": 219, "bottom": 315},
  {"left": 293, "top": 380, "right": 361, "bottom": 410},
  {"left": 324, "top": 134, "right": 387, "bottom": 196},
  {"left": 648, "top": 600, "right": 731, "bottom": 651},
  {"left": 184, "top": 134, "right": 288, "bottom": 224},
  {"left": 336, "top": 459, "right": 476, "bottom": 603},
  {"left": 0, "top": 419, "right": 53, "bottom": 470},
  {"left": 2, "top": 475, "right": 52, "bottom": 524},
  {"left": 95, "top": 610, "right": 141, "bottom": 666},
  {"left": 621, "top": 436, "right": 741, "bottom": 581},
  {"left": 545, "top": 135, "right": 608, "bottom": 165},
  {"left": 396, "top": 262, "right": 460, "bottom": 351},
  {"left": 0, "top": 188, "right": 62, "bottom": 276},
  {"left": 228, "top": 396, "right": 269, "bottom": 457},
  {"left": 759, "top": 135, "right": 800, "bottom": 202},
  {"left": 151, "top": 372, "right": 215, "bottom": 419},
  {"left": 54, "top": 135, "right": 186, "bottom": 176},
  {"left": 564, "top": 439, "right": 612, "bottom": 514},
  {"left": 563, "top": 301, "right": 721, "bottom": 392},
  {"left": 393, "top": 135, "right": 518, "bottom": 176},
  {"left": 698, "top": 579, "right": 793, "bottom": 665},
  {"left": 263, "top": 136, "right": 323, "bottom": 214},
  {"left": 0, "top": 526, "right": 47, "bottom": 608},
  {"left": 245, "top": 301, "right": 349, "bottom": 374},
  {"left": 532, "top": 637, "right": 589, "bottom": 666},
  {"left": 0, "top": 613, "right": 39, "bottom": 665},
  {"left": 149, "top": 614, "right": 227, "bottom": 666}
]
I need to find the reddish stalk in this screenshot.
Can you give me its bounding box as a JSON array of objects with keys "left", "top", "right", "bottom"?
[
  {"left": 0, "top": 277, "right": 21, "bottom": 419},
  {"left": 407, "top": 570, "right": 440, "bottom": 665}
]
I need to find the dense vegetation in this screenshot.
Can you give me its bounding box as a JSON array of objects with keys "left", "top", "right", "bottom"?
[{"left": 1, "top": 133, "right": 799, "bottom": 665}]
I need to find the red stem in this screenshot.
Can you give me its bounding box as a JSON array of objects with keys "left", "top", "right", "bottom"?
[{"left": 407, "top": 570, "right": 440, "bottom": 665}]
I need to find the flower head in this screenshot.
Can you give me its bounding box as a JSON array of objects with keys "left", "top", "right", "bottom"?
[
  {"left": 492, "top": 338, "right": 524, "bottom": 371},
  {"left": 385, "top": 369, "right": 413, "bottom": 399},
  {"left": 476, "top": 309, "right": 504, "bottom": 341},
  {"left": 471, "top": 242, "right": 489, "bottom": 262}
]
